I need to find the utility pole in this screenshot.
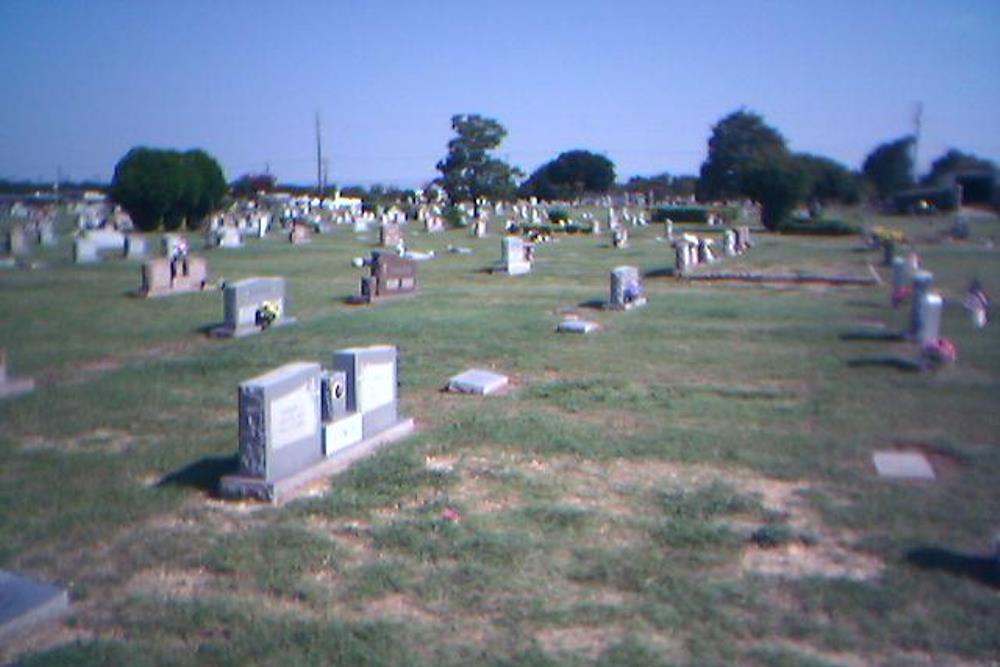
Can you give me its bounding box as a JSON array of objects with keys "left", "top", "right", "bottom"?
[
  {"left": 911, "top": 101, "right": 923, "bottom": 182},
  {"left": 315, "top": 112, "right": 324, "bottom": 196}
]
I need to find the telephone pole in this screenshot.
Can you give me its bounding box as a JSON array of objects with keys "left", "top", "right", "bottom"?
[
  {"left": 911, "top": 101, "right": 923, "bottom": 182},
  {"left": 315, "top": 112, "right": 324, "bottom": 196}
]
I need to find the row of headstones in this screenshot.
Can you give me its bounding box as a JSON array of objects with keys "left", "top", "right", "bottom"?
[
  {"left": 2, "top": 220, "right": 57, "bottom": 257},
  {"left": 672, "top": 226, "right": 753, "bottom": 275},
  {"left": 220, "top": 345, "right": 409, "bottom": 501}
]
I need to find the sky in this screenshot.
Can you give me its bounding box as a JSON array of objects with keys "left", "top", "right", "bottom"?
[{"left": 1, "top": 0, "right": 999, "bottom": 188}]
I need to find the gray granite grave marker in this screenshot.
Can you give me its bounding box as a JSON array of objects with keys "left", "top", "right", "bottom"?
[
  {"left": 873, "top": 452, "right": 935, "bottom": 480},
  {"left": 608, "top": 265, "right": 646, "bottom": 310},
  {"left": 0, "top": 570, "right": 70, "bottom": 643},
  {"left": 448, "top": 369, "right": 509, "bottom": 395},
  {"left": 212, "top": 277, "right": 294, "bottom": 337}
]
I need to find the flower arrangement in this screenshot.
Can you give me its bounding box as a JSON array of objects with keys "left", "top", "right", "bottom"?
[
  {"left": 872, "top": 225, "right": 907, "bottom": 246},
  {"left": 255, "top": 300, "right": 282, "bottom": 329},
  {"left": 922, "top": 337, "right": 957, "bottom": 365}
]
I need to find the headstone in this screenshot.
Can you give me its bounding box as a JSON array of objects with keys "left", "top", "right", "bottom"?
[
  {"left": 723, "top": 230, "right": 736, "bottom": 257},
  {"left": 498, "top": 236, "right": 532, "bottom": 275},
  {"left": 138, "top": 256, "right": 209, "bottom": 297},
  {"left": 36, "top": 220, "right": 56, "bottom": 246},
  {"left": 216, "top": 227, "right": 243, "bottom": 248},
  {"left": 872, "top": 451, "right": 935, "bottom": 480},
  {"left": 289, "top": 224, "right": 311, "bottom": 244},
  {"left": 380, "top": 222, "right": 402, "bottom": 248},
  {"left": 471, "top": 218, "right": 487, "bottom": 238},
  {"left": 74, "top": 229, "right": 126, "bottom": 264},
  {"left": 355, "top": 252, "right": 417, "bottom": 303},
  {"left": 608, "top": 265, "right": 646, "bottom": 310},
  {"left": 124, "top": 234, "right": 148, "bottom": 260},
  {"left": 7, "top": 225, "right": 28, "bottom": 256},
  {"left": 890, "top": 256, "right": 907, "bottom": 293},
  {"left": 0, "top": 349, "right": 35, "bottom": 399},
  {"left": 557, "top": 320, "right": 599, "bottom": 334},
  {"left": 220, "top": 362, "right": 324, "bottom": 498},
  {"left": 674, "top": 240, "right": 692, "bottom": 275},
  {"left": 333, "top": 345, "right": 401, "bottom": 440},
  {"left": 448, "top": 369, "right": 508, "bottom": 395},
  {"left": 697, "top": 238, "right": 715, "bottom": 263},
  {"left": 915, "top": 292, "right": 943, "bottom": 346},
  {"left": 161, "top": 233, "right": 186, "bottom": 258},
  {"left": 612, "top": 227, "right": 629, "bottom": 249},
  {"left": 909, "top": 271, "right": 935, "bottom": 336},
  {"left": 0, "top": 570, "right": 70, "bottom": 643},
  {"left": 211, "top": 277, "right": 294, "bottom": 337},
  {"left": 665, "top": 219, "right": 674, "bottom": 241}
]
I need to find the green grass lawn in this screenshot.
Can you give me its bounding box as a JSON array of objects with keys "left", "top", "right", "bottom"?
[{"left": 1, "top": 210, "right": 998, "bottom": 666}]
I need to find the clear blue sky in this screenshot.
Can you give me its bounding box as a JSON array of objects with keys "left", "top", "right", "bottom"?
[{"left": 2, "top": 0, "right": 998, "bottom": 187}]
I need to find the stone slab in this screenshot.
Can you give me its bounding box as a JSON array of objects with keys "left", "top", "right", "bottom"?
[
  {"left": 447, "top": 369, "right": 509, "bottom": 395},
  {"left": 557, "top": 320, "right": 599, "bottom": 334},
  {"left": 220, "top": 418, "right": 415, "bottom": 503},
  {"left": 872, "top": 451, "right": 935, "bottom": 480},
  {"left": 0, "top": 377, "right": 35, "bottom": 400},
  {"left": 0, "top": 570, "right": 70, "bottom": 643}
]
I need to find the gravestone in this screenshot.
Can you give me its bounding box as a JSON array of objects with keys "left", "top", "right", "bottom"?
[
  {"left": 124, "top": 234, "right": 148, "bottom": 260},
  {"left": 664, "top": 219, "right": 674, "bottom": 241},
  {"left": 0, "top": 349, "right": 35, "bottom": 399},
  {"left": 612, "top": 227, "right": 629, "bottom": 249},
  {"left": 380, "top": 222, "right": 402, "bottom": 248},
  {"left": 0, "top": 570, "right": 70, "bottom": 643},
  {"left": 674, "top": 240, "right": 692, "bottom": 275},
  {"left": 607, "top": 265, "right": 647, "bottom": 310},
  {"left": 214, "top": 227, "right": 242, "bottom": 248},
  {"left": 354, "top": 252, "right": 418, "bottom": 303},
  {"left": 220, "top": 362, "right": 324, "bottom": 499},
  {"left": 137, "top": 256, "right": 209, "bottom": 297},
  {"left": 915, "top": 292, "right": 943, "bottom": 346},
  {"left": 36, "top": 220, "right": 56, "bottom": 246},
  {"left": 161, "top": 233, "right": 186, "bottom": 258},
  {"left": 74, "top": 229, "right": 126, "bottom": 264},
  {"left": 471, "top": 218, "right": 487, "bottom": 238},
  {"left": 498, "top": 236, "right": 532, "bottom": 275},
  {"left": 697, "top": 238, "right": 715, "bottom": 263},
  {"left": 723, "top": 230, "right": 736, "bottom": 257},
  {"left": 557, "top": 320, "right": 599, "bottom": 334},
  {"left": 333, "top": 345, "right": 402, "bottom": 440},
  {"left": 872, "top": 451, "right": 935, "bottom": 480},
  {"left": 448, "top": 369, "right": 509, "bottom": 395},
  {"left": 211, "top": 277, "right": 294, "bottom": 337},
  {"left": 890, "top": 256, "right": 907, "bottom": 294},
  {"left": 7, "top": 225, "right": 28, "bottom": 256},
  {"left": 289, "top": 224, "right": 311, "bottom": 244},
  {"left": 909, "top": 271, "right": 935, "bottom": 336}
]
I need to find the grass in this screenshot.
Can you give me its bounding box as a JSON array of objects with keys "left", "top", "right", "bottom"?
[{"left": 1, "top": 207, "right": 999, "bottom": 665}]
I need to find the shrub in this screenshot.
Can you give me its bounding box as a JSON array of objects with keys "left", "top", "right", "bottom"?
[
  {"left": 776, "top": 218, "right": 859, "bottom": 236},
  {"left": 547, "top": 208, "right": 570, "bottom": 224},
  {"left": 442, "top": 206, "right": 466, "bottom": 228},
  {"left": 652, "top": 206, "right": 708, "bottom": 223}
]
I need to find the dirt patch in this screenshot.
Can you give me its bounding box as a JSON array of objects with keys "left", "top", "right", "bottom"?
[
  {"left": 126, "top": 568, "right": 214, "bottom": 600},
  {"left": 360, "top": 593, "right": 436, "bottom": 623},
  {"left": 536, "top": 623, "right": 680, "bottom": 661}
]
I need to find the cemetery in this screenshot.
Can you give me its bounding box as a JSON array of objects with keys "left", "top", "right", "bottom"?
[{"left": 1, "top": 203, "right": 998, "bottom": 666}]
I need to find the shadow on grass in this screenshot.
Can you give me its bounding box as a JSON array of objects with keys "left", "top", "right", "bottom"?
[
  {"left": 158, "top": 455, "right": 237, "bottom": 496},
  {"left": 906, "top": 546, "right": 999, "bottom": 588},
  {"left": 839, "top": 330, "right": 906, "bottom": 341},
  {"left": 644, "top": 267, "right": 675, "bottom": 279},
  {"left": 577, "top": 299, "right": 606, "bottom": 310},
  {"left": 846, "top": 356, "right": 923, "bottom": 372}
]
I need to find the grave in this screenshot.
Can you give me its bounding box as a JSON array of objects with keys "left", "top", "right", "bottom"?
[
  {"left": 379, "top": 221, "right": 403, "bottom": 248},
  {"left": 0, "top": 349, "right": 35, "bottom": 399},
  {"left": 496, "top": 236, "right": 532, "bottom": 275},
  {"left": 352, "top": 252, "right": 418, "bottom": 304},
  {"left": 136, "top": 256, "right": 209, "bottom": 297},
  {"left": 0, "top": 570, "right": 70, "bottom": 643},
  {"left": 872, "top": 451, "right": 935, "bottom": 480},
  {"left": 612, "top": 227, "right": 629, "bottom": 249},
  {"left": 212, "top": 227, "right": 243, "bottom": 249},
  {"left": 7, "top": 225, "right": 28, "bottom": 256},
  {"left": 73, "top": 229, "right": 126, "bottom": 264},
  {"left": 124, "top": 234, "right": 148, "bottom": 260},
  {"left": 723, "top": 230, "right": 736, "bottom": 257},
  {"left": 36, "top": 220, "right": 56, "bottom": 246},
  {"left": 557, "top": 320, "right": 599, "bottom": 334},
  {"left": 161, "top": 233, "right": 186, "bottom": 258},
  {"left": 909, "top": 271, "right": 935, "bottom": 336},
  {"left": 607, "top": 266, "right": 647, "bottom": 310},
  {"left": 210, "top": 277, "right": 295, "bottom": 337},
  {"left": 915, "top": 292, "right": 943, "bottom": 346},
  {"left": 447, "top": 369, "right": 509, "bottom": 395},
  {"left": 289, "top": 223, "right": 311, "bottom": 244},
  {"left": 219, "top": 346, "right": 413, "bottom": 502}
]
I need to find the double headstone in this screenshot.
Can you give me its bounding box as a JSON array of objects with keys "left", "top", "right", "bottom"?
[
  {"left": 211, "top": 277, "right": 294, "bottom": 337},
  {"left": 608, "top": 265, "right": 646, "bottom": 310},
  {"left": 356, "top": 252, "right": 417, "bottom": 303}
]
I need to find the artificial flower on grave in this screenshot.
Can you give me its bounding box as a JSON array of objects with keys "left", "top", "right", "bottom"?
[
  {"left": 255, "top": 300, "right": 282, "bottom": 329},
  {"left": 891, "top": 285, "right": 912, "bottom": 308},
  {"left": 922, "top": 337, "right": 957, "bottom": 365}
]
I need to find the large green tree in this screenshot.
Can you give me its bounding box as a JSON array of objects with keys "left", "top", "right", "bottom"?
[
  {"left": 922, "top": 149, "right": 996, "bottom": 186},
  {"left": 111, "top": 147, "right": 226, "bottom": 231},
  {"left": 795, "top": 153, "right": 862, "bottom": 205},
  {"left": 435, "top": 114, "right": 520, "bottom": 207},
  {"left": 519, "top": 150, "right": 615, "bottom": 200},
  {"left": 699, "top": 109, "right": 806, "bottom": 228},
  {"left": 861, "top": 136, "right": 914, "bottom": 199}
]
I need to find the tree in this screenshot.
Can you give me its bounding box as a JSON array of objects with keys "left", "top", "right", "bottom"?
[
  {"left": 861, "top": 136, "right": 914, "bottom": 199},
  {"left": 698, "top": 109, "right": 805, "bottom": 228},
  {"left": 435, "top": 114, "right": 520, "bottom": 208},
  {"left": 232, "top": 172, "right": 277, "bottom": 198},
  {"left": 110, "top": 147, "right": 226, "bottom": 231},
  {"left": 922, "top": 149, "right": 996, "bottom": 186},
  {"left": 795, "top": 153, "right": 862, "bottom": 205},
  {"left": 519, "top": 150, "right": 615, "bottom": 200}
]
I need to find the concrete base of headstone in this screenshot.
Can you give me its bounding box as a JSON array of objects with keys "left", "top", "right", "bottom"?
[
  {"left": 209, "top": 316, "right": 297, "bottom": 338},
  {"left": 557, "top": 320, "right": 599, "bottom": 334},
  {"left": 0, "top": 376, "right": 35, "bottom": 400},
  {"left": 447, "top": 369, "right": 509, "bottom": 395},
  {"left": 872, "top": 451, "right": 935, "bottom": 480},
  {"left": 219, "top": 418, "right": 415, "bottom": 503},
  {"left": 605, "top": 297, "right": 647, "bottom": 311},
  {"left": 0, "top": 570, "right": 70, "bottom": 644},
  {"left": 493, "top": 261, "right": 531, "bottom": 276}
]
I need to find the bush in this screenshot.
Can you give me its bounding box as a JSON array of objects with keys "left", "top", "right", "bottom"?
[
  {"left": 548, "top": 208, "right": 570, "bottom": 224},
  {"left": 776, "top": 218, "right": 859, "bottom": 236},
  {"left": 442, "top": 205, "right": 466, "bottom": 228},
  {"left": 652, "top": 206, "right": 708, "bottom": 223}
]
